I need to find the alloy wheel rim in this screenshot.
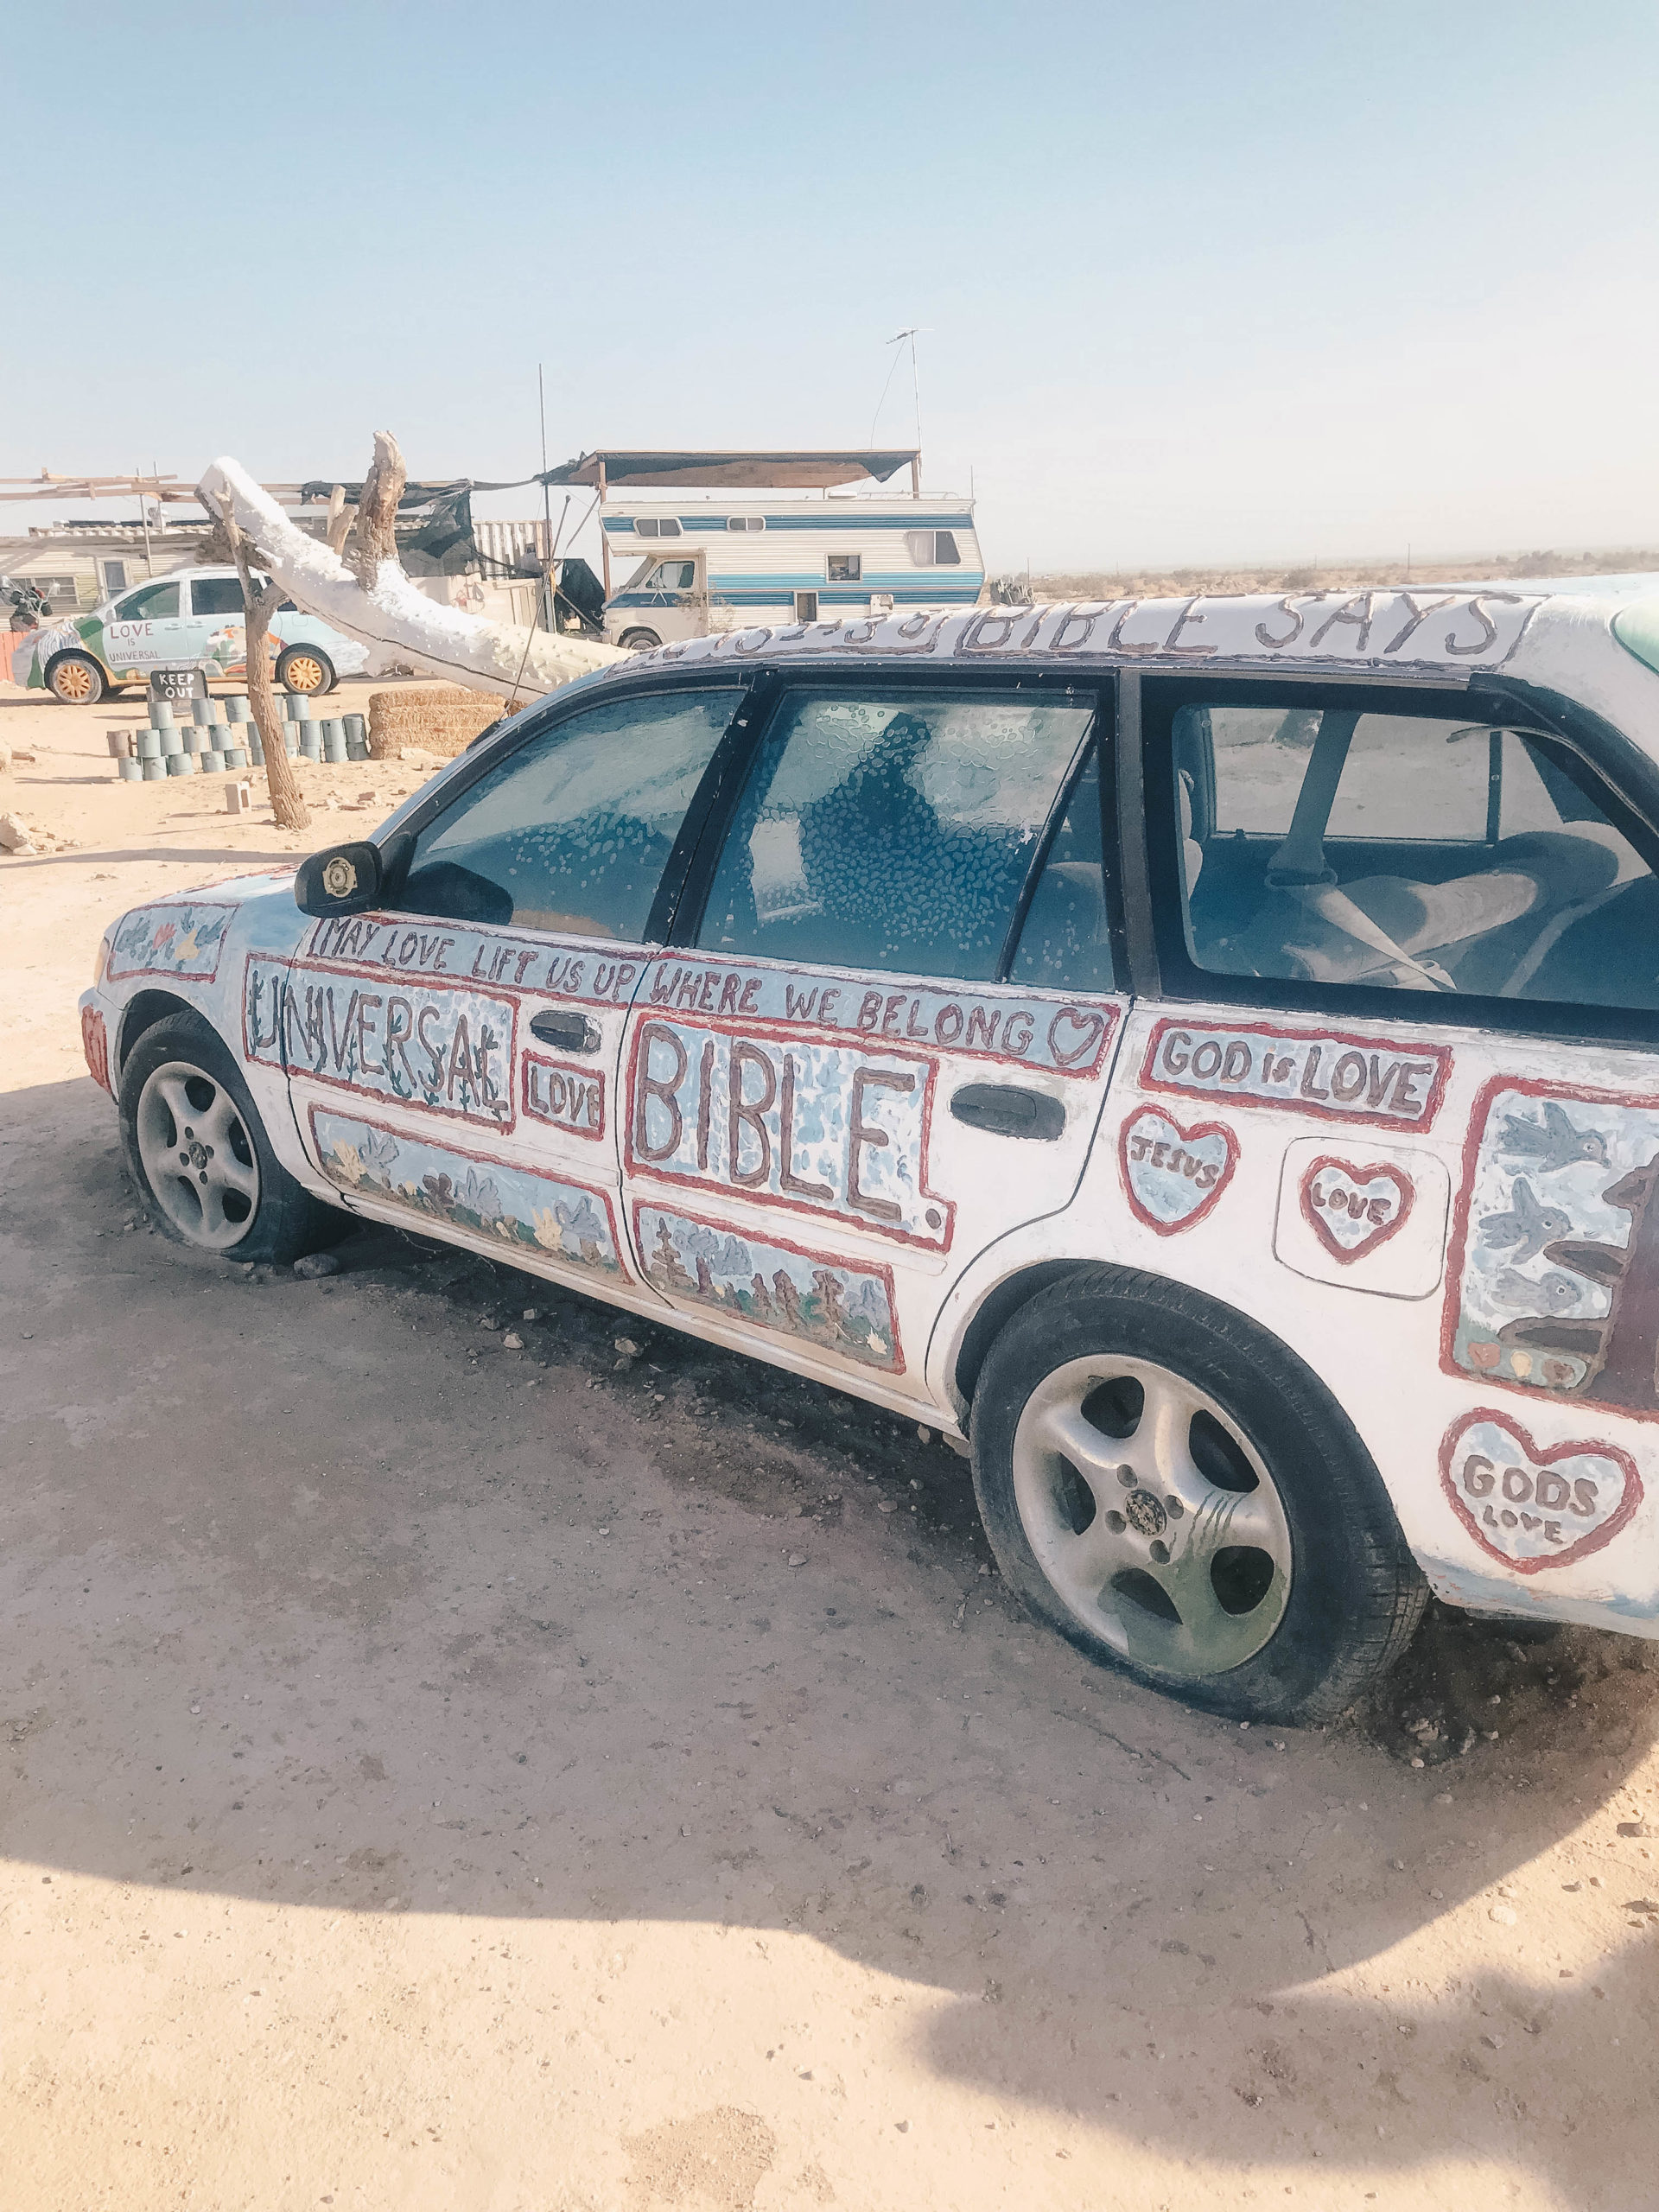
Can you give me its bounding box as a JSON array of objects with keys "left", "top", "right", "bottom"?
[
  {"left": 286, "top": 654, "right": 325, "bottom": 691},
  {"left": 56, "top": 662, "right": 94, "bottom": 701},
  {"left": 135, "top": 1059, "right": 260, "bottom": 1250},
  {"left": 1011, "top": 1353, "right": 1293, "bottom": 1680}
]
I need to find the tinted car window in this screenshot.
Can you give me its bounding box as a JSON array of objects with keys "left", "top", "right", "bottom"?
[
  {"left": 1167, "top": 696, "right": 1659, "bottom": 1011},
  {"left": 191, "top": 576, "right": 247, "bottom": 617},
  {"left": 398, "top": 687, "right": 743, "bottom": 938},
  {"left": 698, "top": 689, "right": 1094, "bottom": 982}
]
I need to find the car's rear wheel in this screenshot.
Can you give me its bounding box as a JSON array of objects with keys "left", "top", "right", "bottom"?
[
  {"left": 118, "top": 1010, "right": 344, "bottom": 1263},
  {"left": 276, "top": 645, "right": 335, "bottom": 696},
  {"left": 618, "top": 629, "right": 661, "bottom": 652},
  {"left": 47, "top": 652, "right": 105, "bottom": 704},
  {"left": 970, "top": 1268, "right": 1427, "bottom": 1724}
]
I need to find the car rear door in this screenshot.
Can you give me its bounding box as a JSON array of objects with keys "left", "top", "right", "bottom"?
[
  {"left": 616, "top": 670, "right": 1130, "bottom": 1407},
  {"left": 1098, "top": 666, "right": 1659, "bottom": 1621},
  {"left": 253, "top": 677, "right": 754, "bottom": 1306}
]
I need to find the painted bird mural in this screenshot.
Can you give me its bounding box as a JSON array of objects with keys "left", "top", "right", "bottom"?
[
  {"left": 1490, "top": 1267, "right": 1583, "bottom": 1313},
  {"left": 1478, "top": 1177, "right": 1574, "bottom": 1266},
  {"left": 1496, "top": 1102, "right": 1611, "bottom": 1173}
]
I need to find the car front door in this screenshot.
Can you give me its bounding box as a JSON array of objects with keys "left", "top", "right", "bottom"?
[
  {"left": 103, "top": 578, "right": 193, "bottom": 676},
  {"left": 250, "top": 678, "right": 754, "bottom": 1308},
  {"left": 617, "top": 673, "right": 1130, "bottom": 1408},
  {"left": 1106, "top": 668, "right": 1659, "bottom": 1623}
]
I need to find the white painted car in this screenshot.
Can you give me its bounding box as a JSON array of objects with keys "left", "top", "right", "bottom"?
[
  {"left": 10, "top": 563, "right": 370, "bottom": 704},
  {"left": 78, "top": 585, "right": 1659, "bottom": 1722}
]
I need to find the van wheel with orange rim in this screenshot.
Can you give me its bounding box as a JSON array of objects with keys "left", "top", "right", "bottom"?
[
  {"left": 276, "top": 645, "right": 335, "bottom": 696},
  {"left": 46, "top": 652, "right": 105, "bottom": 705}
]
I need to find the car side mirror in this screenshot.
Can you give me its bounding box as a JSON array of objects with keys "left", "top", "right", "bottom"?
[{"left": 295, "top": 840, "right": 389, "bottom": 918}]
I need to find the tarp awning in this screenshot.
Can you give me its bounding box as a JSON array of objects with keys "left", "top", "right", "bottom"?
[{"left": 541, "top": 449, "right": 919, "bottom": 492}]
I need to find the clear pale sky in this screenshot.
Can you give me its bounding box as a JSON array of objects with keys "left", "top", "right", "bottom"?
[{"left": 3, "top": 1, "right": 1655, "bottom": 574}]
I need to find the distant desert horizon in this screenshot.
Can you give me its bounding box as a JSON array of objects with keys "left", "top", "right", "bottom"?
[{"left": 1027, "top": 545, "right": 1659, "bottom": 601}]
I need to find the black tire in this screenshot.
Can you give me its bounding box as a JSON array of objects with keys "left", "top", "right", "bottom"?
[
  {"left": 118, "top": 1009, "right": 345, "bottom": 1265},
  {"left": 970, "top": 1267, "right": 1427, "bottom": 1725},
  {"left": 618, "top": 629, "right": 661, "bottom": 652},
  {"left": 46, "top": 651, "right": 105, "bottom": 705},
  {"left": 276, "top": 644, "right": 336, "bottom": 696}
]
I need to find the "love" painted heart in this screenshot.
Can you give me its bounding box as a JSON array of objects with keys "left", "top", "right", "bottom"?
[
  {"left": 1439, "top": 1408, "right": 1643, "bottom": 1573},
  {"left": 1119, "top": 1104, "right": 1238, "bottom": 1236},
  {"left": 1300, "top": 1155, "right": 1414, "bottom": 1262}
]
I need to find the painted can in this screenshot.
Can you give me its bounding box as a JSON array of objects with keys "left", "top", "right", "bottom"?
[
  {"left": 190, "top": 696, "right": 215, "bottom": 728},
  {"left": 181, "top": 726, "right": 206, "bottom": 754},
  {"left": 226, "top": 746, "right": 249, "bottom": 770},
  {"left": 202, "top": 749, "right": 226, "bottom": 774},
  {"left": 141, "top": 759, "right": 166, "bottom": 781},
  {"left": 166, "top": 753, "right": 197, "bottom": 777},
  {"left": 159, "top": 729, "right": 183, "bottom": 757},
  {"left": 321, "top": 720, "right": 347, "bottom": 763},
  {"left": 118, "top": 756, "right": 143, "bottom": 782},
  {"left": 136, "top": 731, "right": 161, "bottom": 760},
  {"left": 149, "top": 702, "right": 175, "bottom": 731},
  {"left": 300, "top": 728, "right": 322, "bottom": 762},
  {"left": 226, "top": 695, "right": 251, "bottom": 723}
]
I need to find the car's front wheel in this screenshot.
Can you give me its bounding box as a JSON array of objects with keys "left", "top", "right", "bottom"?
[
  {"left": 618, "top": 629, "right": 661, "bottom": 652},
  {"left": 970, "top": 1268, "right": 1427, "bottom": 1724},
  {"left": 276, "top": 644, "right": 336, "bottom": 696},
  {"left": 118, "top": 1011, "right": 343, "bottom": 1263},
  {"left": 47, "top": 651, "right": 105, "bottom": 704}
]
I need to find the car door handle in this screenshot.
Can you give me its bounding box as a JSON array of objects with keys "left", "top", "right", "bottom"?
[
  {"left": 530, "top": 1009, "right": 601, "bottom": 1054},
  {"left": 949, "top": 1083, "right": 1066, "bottom": 1141}
]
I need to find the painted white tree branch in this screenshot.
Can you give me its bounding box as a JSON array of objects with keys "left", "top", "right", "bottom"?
[{"left": 196, "top": 454, "right": 624, "bottom": 702}]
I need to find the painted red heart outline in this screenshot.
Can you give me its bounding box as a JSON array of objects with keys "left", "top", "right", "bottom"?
[
  {"left": 1439, "top": 1407, "right": 1643, "bottom": 1573},
  {"left": 1299, "top": 1154, "right": 1414, "bottom": 1264},
  {"left": 1119, "top": 1104, "right": 1239, "bottom": 1236}
]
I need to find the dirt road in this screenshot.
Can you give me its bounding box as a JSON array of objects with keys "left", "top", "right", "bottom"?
[{"left": 3, "top": 684, "right": 1656, "bottom": 2211}]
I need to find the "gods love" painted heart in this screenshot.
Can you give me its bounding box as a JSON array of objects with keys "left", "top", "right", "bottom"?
[
  {"left": 1300, "top": 1155, "right": 1414, "bottom": 1262},
  {"left": 1439, "top": 1408, "right": 1643, "bottom": 1573},
  {"left": 1119, "top": 1104, "right": 1238, "bottom": 1236}
]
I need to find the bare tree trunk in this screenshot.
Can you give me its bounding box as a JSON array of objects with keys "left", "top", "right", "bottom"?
[
  {"left": 194, "top": 502, "right": 312, "bottom": 830},
  {"left": 324, "top": 483, "right": 356, "bottom": 557},
  {"left": 351, "top": 431, "right": 407, "bottom": 588}
]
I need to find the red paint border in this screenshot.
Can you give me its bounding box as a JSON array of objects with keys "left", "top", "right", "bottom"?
[
  {"left": 630, "top": 1197, "right": 905, "bottom": 1375},
  {"left": 1439, "top": 1072, "right": 1659, "bottom": 1420},
  {"left": 304, "top": 912, "right": 645, "bottom": 1011},
  {"left": 641, "top": 954, "right": 1122, "bottom": 1080},
  {"left": 305, "top": 1101, "right": 631, "bottom": 1284},
  {"left": 623, "top": 1015, "right": 957, "bottom": 1254},
  {"left": 105, "top": 899, "right": 238, "bottom": 984},
  {"left": 522, "top": 1052, "right": 607, "bottom": 1142},
  {"left": 1299, "top": 1154, "right": 1415, "bottom": 1264},
  {"left": 1118, "top": 1103, "right": 1239, "bottom": 1236},
  {"left": 243, "top": 952, "right": 518, "bottom": 1136},
  {"left": 1140, "top": 1016, "right": 1451, "bottom": 1130},
  {"left": 1438, "top": 1406, "right": 1643, "bottom": 1573}
]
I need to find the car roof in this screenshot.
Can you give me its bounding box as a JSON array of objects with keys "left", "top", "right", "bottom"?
[{"left": 595, "top": 587, "right": 1639, "bottom": 690}]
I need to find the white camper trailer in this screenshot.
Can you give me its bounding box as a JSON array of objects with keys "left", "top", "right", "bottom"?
[{"left": 543, "top": 448, "right": 985, "bottom": 650}]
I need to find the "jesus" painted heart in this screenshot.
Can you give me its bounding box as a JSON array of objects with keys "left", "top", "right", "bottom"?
[
  {"left": 1119, "top": 1104, "right": 1238, "bottom": 1236},
  {"left": 1300, "top": 1155, "right": 1414, "bottom": 1262},
  {"left": 1439, "top": 1408, "right": 1643, "bottom": 1573}
]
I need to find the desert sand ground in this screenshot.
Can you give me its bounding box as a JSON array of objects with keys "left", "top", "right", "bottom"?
[{"left": 3, "top": 678, "right": 1657, "bottom": 2212}]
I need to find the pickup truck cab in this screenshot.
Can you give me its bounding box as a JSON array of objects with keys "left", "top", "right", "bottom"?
[
  {"left": 10, "top": 563, "right": 369, "bottom": 703},
  {"left": 77, "top": 583, "right": 1659, "bottom": 1723}
]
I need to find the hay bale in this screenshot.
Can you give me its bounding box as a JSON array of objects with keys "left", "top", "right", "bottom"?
[{"left": 367, "top": 684, "right": 503, "bottom": 760}]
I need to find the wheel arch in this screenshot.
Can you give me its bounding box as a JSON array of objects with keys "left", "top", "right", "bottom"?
[
  {"left": 117, "top": 988, "right": 203, "bottom": 1071},
  {"left": 949, "top": 1259, "right": 1095, "bottom": 1423},
  {"left": 43, "top": 643, "right": 111, "bottom": 682}
]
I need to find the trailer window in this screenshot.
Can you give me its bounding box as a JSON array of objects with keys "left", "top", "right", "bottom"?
[
  {"left": 905, "top": 531, "right": 962, "bottom": 567},
  {"left": 727, "top": 516, "right": 766, "bottom": 533},
  {"left": 634, "top": 518, "right": 683, "bottom": 539},
  {"left": 827, "top": 554, "right": 862, "bottom": 583}
]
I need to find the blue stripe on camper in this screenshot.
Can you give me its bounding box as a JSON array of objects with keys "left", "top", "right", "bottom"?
[
  {"left": 608, "top": 586, "right": 983, "bottom": 609},
  {"left": 601, "top": 512, "right": 976, "bottom": 535}
]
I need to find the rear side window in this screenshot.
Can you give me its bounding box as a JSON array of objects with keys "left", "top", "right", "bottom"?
[
  {"left": 697, "top": 689, "right": 1094, "bottom": 982},
  {"left": 1159, "top": 691, "right": 1659, "bottom": 1014},
  {"left": 113, "top": 582, "right": 180, "bottom": 620},
  {"left": 191, "top": 576, "right": 246, "bottom": 617},
  {"left": 399, "top": 688, "right": 744, "bottom": 938}
]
